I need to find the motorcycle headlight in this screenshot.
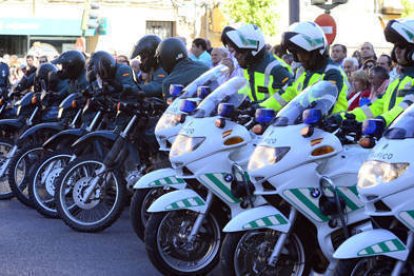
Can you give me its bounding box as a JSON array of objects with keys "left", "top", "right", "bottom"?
[
  {"left": 248, "top": 146, "right": 290, "bottom": 171},
  {"left": 155, "top": 113, "right": 179, "bottom": 132},
  {"left": 358, "top": 160, "right": 409, "bottom": 189},
  {"left": 170, "top": 135, "right": 205, "bottom": 158}
]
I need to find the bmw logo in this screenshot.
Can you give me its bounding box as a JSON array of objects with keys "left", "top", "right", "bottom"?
[
  {"left": 310, "top": 188, "right": 320, "bottom": 198},
  {"left": 224, "top": 174, "right": 233, "bottom": 182}
]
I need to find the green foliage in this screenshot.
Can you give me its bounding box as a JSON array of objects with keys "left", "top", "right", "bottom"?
[
  {"left": 223, "top": 0, "right": 279, "bottom": 36},
  {"left": 402, "top": 0, "right": 414, "bottom": 17}
]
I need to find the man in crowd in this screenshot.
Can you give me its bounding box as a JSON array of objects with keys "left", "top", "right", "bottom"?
[
  {"left": 190, "top": 38, "right": 212, "bottom": 68},
  {"left": 0, "top": 52, "right": 10, "bottom": 94},
  {"left": 331, "top": 44, "right": 347, "bottom": 66}
]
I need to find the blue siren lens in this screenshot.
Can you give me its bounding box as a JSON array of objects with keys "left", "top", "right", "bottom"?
[
  {"left": 303, "top": 108, "right": 322, "bottom": 124},
  {"left": 170, "top": 84, "right": 185, "bottom": 97},
  {"left": 217, "top": 103, "right": 235, "bottom": 117},
  {"left": 197, "top": 86, "right": 211, "bottom": 99},
  {"left": 255, "top": 108, "right": 276, "bottom": 124},
  {"left": 362, "top": 119, "right": 384, "bottom": 137},
  {"left": 180, "top": 99, "right": 197, "bottom": 113}
]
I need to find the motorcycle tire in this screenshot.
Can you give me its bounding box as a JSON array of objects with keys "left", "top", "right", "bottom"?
[
  {"left": 29, "top": 150, "right": 73, "bottom": 218},
  {"left": 145, "top": 210, "right": 222, "bottom": 275},
  {"left": 129, "top": 187, "right": 175, "bottom": 241},
  {"left": 220, "top": 229, "right": 311, "bottom": 276},
  {"left": 55, "top": 155, "right": 126, "bottom": 232},
  {"left": 8, "top": 143, "right": 46, "bottom": 207},
  {"left": 0, "top": 138, "right": 15, "bottom": 199}
]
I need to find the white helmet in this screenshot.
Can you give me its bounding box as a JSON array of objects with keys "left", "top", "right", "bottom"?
[
  {"left": 384, "top": 19, "right": 414, "bottom": 46},
  {"left": 226, "top": 24, "right": 265, "bottom": 56},
  {"left": 282, "top": 21, "right": 328, "bottom": 55}
]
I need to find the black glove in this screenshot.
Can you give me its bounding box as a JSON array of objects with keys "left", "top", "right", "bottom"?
[
  {"left": 106, "top": 79, "right": 123, "bottom": 92},
  {"left": 323, "top": 113, "right": 343, "bottom": 132}
]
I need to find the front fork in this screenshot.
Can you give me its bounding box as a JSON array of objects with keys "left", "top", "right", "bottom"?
[
  {"left": 392, "top": 231, "right": 414, "bottom": 276},
  {"left": 267, "top": 207, "right": 297, "bottom": 266},
  {"left": 0, "top": 145, "right": 18, "bottom": 177},
  {"left": 186, "top": 191, "right": 214, "bottom": 243}
]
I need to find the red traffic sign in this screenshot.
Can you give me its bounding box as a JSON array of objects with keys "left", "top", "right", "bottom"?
[{"left": 315, "top": 13, "right": 337, "bottom": 45}]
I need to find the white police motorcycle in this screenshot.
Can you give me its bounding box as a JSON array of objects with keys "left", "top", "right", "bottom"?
[
  {"left": 334, "top": 105, "right": 414, "bottom": 275},
  {"left": 143, "top": 77, "right": 269, "bottom": 275},
  {"left": 219, "top": 81, "right": 372, "bottom": 275},
  {"left": 130, "top": 65, "right": 230, "bottom": 240}
]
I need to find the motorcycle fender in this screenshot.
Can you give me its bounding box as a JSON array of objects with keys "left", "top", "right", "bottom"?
[
  {"left": 147, "top": 189, "right": 207, "bottom": 214},
  {"left": 43, "top": 128, "right": 85, "bottom": 150},
  {"left": 133, "top": 167, "right": 186, "bottom": 189},
  {"left": 0, "top": 118, "right": 24, "bottom": 129},
  {"left": 334, "top": 229, "right": 409, "bottom": 261},
  {"left": 223, "top": 205, "right": 291, "bottom": 233},
  {"left": 71, "top": 130, "right": 116, "bottom": 148},
  {"left": 17, "top": 122, "right": 63, "bottom": 145}
]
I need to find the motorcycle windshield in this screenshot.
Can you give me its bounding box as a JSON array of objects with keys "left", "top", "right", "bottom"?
[
  {"left": 193, "top": 77, "right": 248, "bottom": 118},
  {"left": 163, "top": 64, "right": 230, "bottom": 115},
  {"left": 273, "top": 81, "right": 338, "bottom": 126},
  {"left": 384, "top": 104, "right": 414, "bottom": 139}
]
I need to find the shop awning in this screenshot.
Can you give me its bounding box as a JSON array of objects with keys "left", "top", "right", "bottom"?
[{"left": 0, "top": 18, "right": 96, "bottom": 36}]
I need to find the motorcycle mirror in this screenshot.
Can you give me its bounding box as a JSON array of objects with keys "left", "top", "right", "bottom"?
[{"left": 303, "top": 108, "right": 322, "bottom": 125}]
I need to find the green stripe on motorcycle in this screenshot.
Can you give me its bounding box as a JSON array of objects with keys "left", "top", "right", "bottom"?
[
  {"left": 165, "top": 177, "right": 173, "bottom": 184},
  {"left": 168, "top": 202, "right": 179, "bottom": 210},
  {"left": 349, "top": 185, "right": 358, "bottom": 196},
  {"left": 378, "top": 242, "right": 389, "bottom": 252},
  {"left": 182, "top": 199, "right": 191, "bottom": 207},
  {"left": 393, "top": 239, "right": 405, "bottom": 251},
  {"left": 336, "top": 189, "right": 359, "bottom": 211},
  {"left": 205, "top": 173, "right": 240, "bottom": 203},
  {"left": 262, "top": 217, "right": 273, "bottom": 226},
  {"left": 407, "top": 210, "right": 414, "bottom": 219},
  {"left": 154, "top": 180, "right": 161, "bottom": 186},
  {"left": 194, "top": 197, "right": 204, "bottom": 206},
  {"left": 177, "top": 178, "right": 185, "bottom": 183},
  {"left": 291, "top": 189, "right": 328, "bottom": 221}
]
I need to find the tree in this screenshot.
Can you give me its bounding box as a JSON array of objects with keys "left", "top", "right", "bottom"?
[
  {"left": 223, "top": 0, "right": 280, "bottom": 36},
  {"left": 402, "top": 0, "right": 414, "bottom": 17}
]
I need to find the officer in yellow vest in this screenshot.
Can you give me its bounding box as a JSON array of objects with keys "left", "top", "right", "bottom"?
[
  {"left": 226, "top": 24, "right": 294, "bottom": 110},
  {"left": 261, "top": 21, "right": 349, "bottom": 114},
  {"left": 344, "top": 19, "right": 414, "bottom": 126}
]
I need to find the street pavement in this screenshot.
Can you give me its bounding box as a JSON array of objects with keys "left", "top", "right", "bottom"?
[{"left": 0, "top": 199, "right": 161, "bottom": 276}]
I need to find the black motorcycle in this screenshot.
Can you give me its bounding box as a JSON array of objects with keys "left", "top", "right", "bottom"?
[{"left": 54, "top": 97, "right": 167, "bottom": 232}]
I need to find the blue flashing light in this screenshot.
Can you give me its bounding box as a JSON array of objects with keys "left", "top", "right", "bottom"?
[
  {"left": 170, "top": 84, "right": 184, "bottom": 97},
  {"left": 362, "top": 119, "right": 385, "bottom": 137},
  {"left": 197, "top": 86, "right": 211, "bottom": 99},
  {"left": 255, "top": 108, "right": 275, "bottom": 124},
  {"left": 303, "top": 108, "right": 322, "bottom": 125},
  {"left": 359, "top": 97, "right": 371, "bottom": 107},
  {"left": 179, "top": 99, "right": 197, "bottom": 114},
  {"left": 217, "top": 103, "right": 235, "bottom": 118}
]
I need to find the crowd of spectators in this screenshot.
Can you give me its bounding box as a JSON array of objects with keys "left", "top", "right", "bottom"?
[{"left": 0, "top": 36, "right": 401, "bottom": 113}]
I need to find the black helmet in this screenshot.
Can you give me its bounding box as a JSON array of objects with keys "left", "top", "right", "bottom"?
[
  {"left": 130, "top": 35, "right": 161, "bottom": 73},
  {"left": 156, "top": 38, "right": 188, "bottom": 74},
  {"left": 52, "top": 50, "right": 85, "bottom": 80},
  {"left": 96, "top": 52, "right": 116, "bottom": 81},
  {"left": 86, "top": 51, "right": 108, "bottom": 82},
  {"left": 34, "top": 63, "right": 58, "bottom": 92}
]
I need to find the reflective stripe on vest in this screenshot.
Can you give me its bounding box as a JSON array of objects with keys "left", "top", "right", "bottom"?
[{"left": 244, "top": 59, "right": 282, "bottom": 102}]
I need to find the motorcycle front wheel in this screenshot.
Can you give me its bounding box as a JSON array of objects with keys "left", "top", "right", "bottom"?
[
  {"left": 29, "top": 151, "right": 73, "bottom": 218},
  {"left": 334, "top": 256, "right": 414, "bottom": 276},
  {"left": 144, "top": 210, "right": 222, "bottom": 275},
  {"left": 8, "top": 143, "right": 45, "bottom": 207},
  {"left": 55, "top": 155, "right": 126, "bottom": 232},
  {"left": 220, "top": 229, "right": 310, "bottom": 276},
  {"left": 129, "top": 187, "right": 175, "bottom": 241},
  {"left": 0, "top": 138, "right": 14, "bottom": 199}
]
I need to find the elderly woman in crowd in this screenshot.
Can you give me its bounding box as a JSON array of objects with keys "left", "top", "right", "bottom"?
[{"left": 348, "top": 69, "right": 371, "bottom": 111}]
